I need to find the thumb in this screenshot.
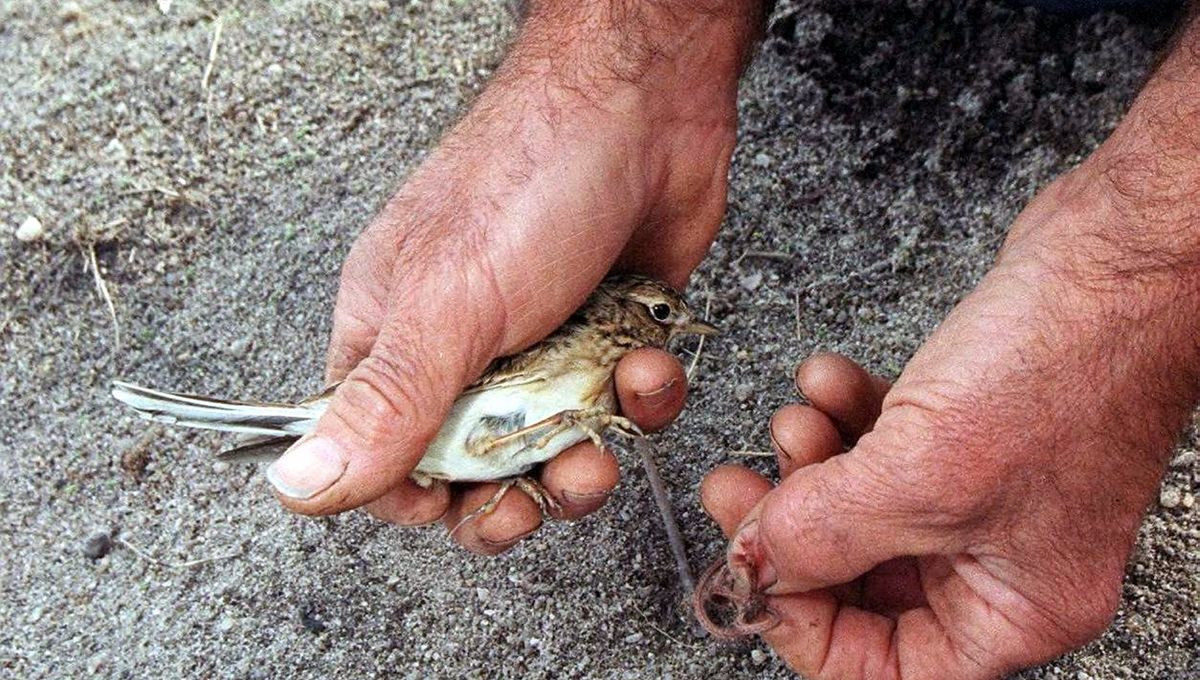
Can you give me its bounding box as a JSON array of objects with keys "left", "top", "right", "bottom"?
[
  {"left": 729, "top": 452, "right": 961, "bottom": 596},
  {"left": 266, "top": 275, "right": 505, "bottom": 515}
]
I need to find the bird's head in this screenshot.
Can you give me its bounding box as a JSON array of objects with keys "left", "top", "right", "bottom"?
[{"left": 596, "top": 275, "right": 719, "bottom": 347}]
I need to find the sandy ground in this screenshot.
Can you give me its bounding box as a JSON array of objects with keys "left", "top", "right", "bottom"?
[{"left": 1, "top": 0, "right": 1196, "bottom": 677}]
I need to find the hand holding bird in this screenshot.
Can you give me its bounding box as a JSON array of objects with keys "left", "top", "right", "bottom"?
[{"left": 114, "top": 276, "right": 715, "bottom": 544}]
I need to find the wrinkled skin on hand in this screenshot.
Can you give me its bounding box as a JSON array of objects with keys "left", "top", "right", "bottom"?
[
  {"left": 699, "top": 160, "right": 1200, "bottom": 678},
  {"left": 263, "top": 6, "right": 754, "bottom": 554}
]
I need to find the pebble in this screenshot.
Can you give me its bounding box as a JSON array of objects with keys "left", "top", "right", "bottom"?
[
  {"left": 82, "top": 530, "right": 113, "bottom": 559},
  {"left": 216, "top": 616, "right": 235, "bottom": 633},
  {"left": 225, "top": 338, "right": 251, "bottom": 356},
  {"left": 59, "top": 2, "right": 83, "bottom": 22},
  {"left": 264, "top": 63, "right": 284, "bottom": 78},
  {"left": 740, "top": 271, "right": 763, "bottom": 292},
  {"left": 16, "top": 215, "right": 45, "bottom": 242},
  {"left": 734, "top": 384, "right": 754, "bottom": 402},
  {"left": 26, "top": 606, "right": 43, "bottom": 624},
  {"left": 1182, "top": 493, "right": 1195, "bottom": 510},
  {"left": 212, "top": 461, "right": 230, "bottom": 474},
  {"left": 1169, "top": 450, "right": 1197, "bottom": 468},
  {"left": 300, "top": 607, "right": 327, "bottom": 633},
  {"left": 750, "top": 649, "right": 768, "bottom": 665},
  {"left": 623, "top": 632, "right": 644, "bottom": 644},
  {"left": 752, "top": 152, "right": 772, "bottom": 168},
  {"left": 1159, "top": 486, "right": 1182, "bottom": 509},
  {"left": 104, "top": 137, "right": 129, "bottom": 162}
]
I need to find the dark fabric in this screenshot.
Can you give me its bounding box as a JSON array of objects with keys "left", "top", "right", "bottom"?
[{"left": 1018, "top": 0, "right": 1179, "bottom": 14}]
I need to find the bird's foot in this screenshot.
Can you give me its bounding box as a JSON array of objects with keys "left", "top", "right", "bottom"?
[{"left": 447, "top": 476, "right": 562, "bottom": 538}]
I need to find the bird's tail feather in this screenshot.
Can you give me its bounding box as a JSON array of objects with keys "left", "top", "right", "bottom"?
[
  {"left": 110, "top": 380, "right": 322, "bottom": 439},
  {"left": 218, "top": 434, "right": 300, "bottom": 463}
]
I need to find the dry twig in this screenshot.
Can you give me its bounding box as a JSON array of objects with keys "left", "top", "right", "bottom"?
[
  {"left": 201, "top": 15, "right": 224, "bottom": 145},
  {"left": 636, "top": 438, "right": 695, "bottom": 597},
  {"left": 201, "top": 16, "right": 223, "bottom": 92},
  {"left": 115, "top": 536, "right": 243, "bottom": 570},
  {"left": 114, "top": 520, "right": 284, "bottom": 570},
  {"left": 84, "top": 242, "right": 120, "bottom": 351},
  {"left": 686, "top": 290, "right": 713, "bottom": 380},
  {"left": 733, "top": 249, "right": 792, "bottom": 267}
]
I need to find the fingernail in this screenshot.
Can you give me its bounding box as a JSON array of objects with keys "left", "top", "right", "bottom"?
[
  {"left": 768, "top": 423, "right": 791, "bottom": 462},
  {"left": 729, "top": 520, "right": 779, "bottom": 596},
  {"left": 266, "top": 437, "right": 347, "bottom": 499},
  {"left": 635, "top": 378, "right": 679, "bottom": 408},
  {"left": 562, "top": 490, "right": 610, "bottom": 505},
  {"left": 479, "top": 526, "right": 539, "bottom": 549}
]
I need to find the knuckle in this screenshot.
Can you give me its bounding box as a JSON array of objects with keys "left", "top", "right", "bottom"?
[
  {"left": 335, "top": 352, "right": 438, "bottom": 450},
  {"left": 868, "top": 387, "right": 1016, "bottom": 529}
]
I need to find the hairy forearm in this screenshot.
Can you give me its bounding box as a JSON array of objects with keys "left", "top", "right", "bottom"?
[
  {"left": 1088, "top": 8, "right": 1200, "bottom": 270},
  {"left": 988, "top": 11, "right": 1200, "bottom": 463},
  {"left": 495, "top": 0, "right": 767, "bottom": 121}
]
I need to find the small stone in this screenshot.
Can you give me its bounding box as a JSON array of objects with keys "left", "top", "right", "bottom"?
[
  {"left": 299, "top": 606, "right": 326, "bottom": 633},
  {"left": 1182, "top": 493, "right": 1195, "bottom": 510},
  {"left": 82, "top": 531, "right": 113, "bottom": 560},
  {"left": 1169, "top": 450, "right": 1197, "bottom": 468},
  {"left": 752, "top": 153, "right": 772, "bottom": 168},
  {"left": 734, "top": 384, "right": 754, "bottom": 403},
  {"left": 104, "top": 138, "right": 129, "bottom": 162},
  {"left": 623, "top": 632, "right": 643, "bottom": 644},
  {"left": 26, "top": 607, "right": 43, "bottom": 624},
  {"left": 216, "top": 616, "right": 235, "bottom": 633},
  {"left": 16, "top": 215, "right": 45, "bottom": 242},
  {"left": 475, "top": 587, "right": 490, "bottom": 601},
  {"left": 59, "top": 2, "right": 83, "bottom": 22},
  {"left": 264, "top": 63, "right": 284, "bottom": 78},
  {"left": 953, "top": 89, "right": 983, "bottom": 116},
  {"left": 751, "top": 649, "right": 768, "bottom": 665},
  {"left": 740, "top": 271, "right": 763, "bottom": 292},
  {"left": 1160, "top": 486, "right": 1182, "bottom": 509},
  {"left": 225, "top": 338, "right": 251, "bottom": 356},
  {"left": 212, "top": 461, "right": 230, "bottom": 474},
  {"left": 86, "top": 652, "right": 108, "bottom": 674}
]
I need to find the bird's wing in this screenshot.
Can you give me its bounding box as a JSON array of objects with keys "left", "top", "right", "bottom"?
[{"left": 461, "top": 354, "right": 553, "bottom": 395}]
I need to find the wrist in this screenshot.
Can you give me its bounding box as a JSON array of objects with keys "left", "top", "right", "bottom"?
[{"left": 994, "top": 161, "right": 1200, "bottom": 448}]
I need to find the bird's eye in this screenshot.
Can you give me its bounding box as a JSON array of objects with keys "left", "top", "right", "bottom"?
[{"left": 650, "top": 303, "right": 671, "bottom": 322}]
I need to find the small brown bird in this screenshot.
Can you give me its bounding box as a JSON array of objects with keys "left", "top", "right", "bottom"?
[{"left": 112, "top": 275, "right": 716, "bottom": 524}]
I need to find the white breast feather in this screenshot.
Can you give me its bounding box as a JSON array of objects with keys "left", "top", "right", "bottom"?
[{"left": 413, "top": 369, "right": 610, "bottom": 481}]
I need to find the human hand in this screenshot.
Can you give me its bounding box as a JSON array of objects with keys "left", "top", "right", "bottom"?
[
  {"left": 698, "top": 158, "right": 1199, "bottom": 677},
  {"left": 262, "top": 1, "right": 762, "bottom": 553}
]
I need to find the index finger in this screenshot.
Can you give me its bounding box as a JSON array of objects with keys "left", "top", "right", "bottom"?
[{"left": 614, "top": 348, "right": 687, "bottom": 432}]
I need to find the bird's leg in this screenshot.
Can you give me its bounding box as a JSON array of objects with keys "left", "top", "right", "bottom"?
[
  {"left": 471, "top": 408, "right": 590, "bottom": 455},
  {"left": 447, "top": 476, "right": 563, "bottom": 537},
  {"left": 527, "top": 408, "right": 644, "bottom": 451},
  {"left": 468, "top": 411, "right": 573, "bottom": 457},
  {"left": 513, "top": 477, "right": 561, "bottom": 516}
]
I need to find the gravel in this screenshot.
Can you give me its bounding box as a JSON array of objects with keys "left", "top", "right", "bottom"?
[{"left": 1, "top": 0, "right": 1196, "bottom": 678}]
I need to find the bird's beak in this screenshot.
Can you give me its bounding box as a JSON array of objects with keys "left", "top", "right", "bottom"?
[{"left": 681, "top": 319, "right": 720, "bottom": 336}]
